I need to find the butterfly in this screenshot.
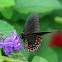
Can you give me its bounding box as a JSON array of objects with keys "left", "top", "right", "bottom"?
[{"left": 21, "top": 13, "right": 51, "bottom": 52}]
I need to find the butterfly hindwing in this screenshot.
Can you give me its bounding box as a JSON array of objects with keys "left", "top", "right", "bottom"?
[{"left": 23, "top": 34, "right": 42, "bottom": 51}]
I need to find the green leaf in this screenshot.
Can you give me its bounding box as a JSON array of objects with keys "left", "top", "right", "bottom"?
[
  {"left": 0, "top": 0, "right": 15, "bottom": 7},
  {"left": 14, "top": 0, "right": 62, "bottom": 14},
  {"left": 0, "top": 19, "right": 15, "bottom": 36},
  {"left": 10, "top": 11, "right": 21, "bottom": 21},
  {"left": 53, "top": 47, "right": 62, "bottom": 62},
  {"left": 1, "top": 8, "right": 13, "bottom": 19},
  {"left": 32, "top": 56, "right": 48, "bottom": 62},
  {"left": 28, "top": 47, "right": 58, "bottom": 62},
  {"left": 37, "top": 47, "right": 58, "bottom": 62},
  {"left": 20, "top": 43, "right": 30, "bottom": 59}
]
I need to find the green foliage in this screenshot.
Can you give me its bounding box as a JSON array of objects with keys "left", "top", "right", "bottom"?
[
  {"left": 54, "top": 16, "right": 62, "bottom": 23},
  {"left": 48, "top": 10, "right": 62, "bottom": 31},
  {"left": 14, "top": 0, "right": 62, "bottom": 14},
  {"left": 38, "top": 47, "right": 58, "bottom": 62},
  {"left": 32, "top": 56, "right": 48, "bottom": 62},
  {"left": 1, "top": 8, "right": 13, "bottom": 19},
  {"left": 0, "top": 20, "right": 15, "bottom": 36},
  {"left": 0, "top": 0, "right": 62, "bottom": 62},
  {"left": 0, "top": 0, "right": 15, "bottom": 7},
  {"left": 0, "top": 55, "right": 25, "bottom": 62},
  {"left": 53, "top": 47, "right": 62, "bottom": 62}
]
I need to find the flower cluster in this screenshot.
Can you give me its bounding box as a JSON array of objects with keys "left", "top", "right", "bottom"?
[{"left": 0, "top": 30, "right": 22, "bottom": 55}]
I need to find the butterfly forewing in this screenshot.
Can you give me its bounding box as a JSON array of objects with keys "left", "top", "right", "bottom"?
[{"left": 24, "top": 13, "right": 39, "bottom": 35}]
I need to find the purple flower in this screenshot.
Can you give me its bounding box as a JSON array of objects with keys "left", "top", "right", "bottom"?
[
  {"left": 3, "top": 37, "right": 13, "bottom": 55},
  {"left": 3, "top": 46, "right": 13, "bottom": 55},
  {"left": 0, "top": 30, "right": 22, "bottom": 55},
  {"left": 6, "top": 35, "right": 10, "bottom": 38},
  {"left": 14, "top": 40, "right": 22, "bottom": 50},
  {"left": 10, "top": 30, "right": 19, "bottom": 42},
  {"left": 3, "top": 37, "right": 13, "bottom": 47},
  {"left": 10, "top": 30, "right": 17, "bottom": 36},
  {"left": 0, "top": 38, "right": 3, "bottom": 49},
  {"left": 10, "top": 30, "right": 22, "bottom": 50}
]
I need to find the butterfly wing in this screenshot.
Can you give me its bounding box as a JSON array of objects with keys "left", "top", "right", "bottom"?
[
  {"left": 24, "top": 13, "right": 39, "bottom": 35},
  {"left": 32, "top": 31, "right": 51, "bottom": 35},
  {"left": 24, "top": 34, "right": 42, "bottom": 51},
  {"left": 23, "top": 13, "right": 51, "bottom": 51},
  {"left": 23, "top": 13, "right": 40, "bottom": 51},
  {"left": 24, "top": 31, "right": 51, "bottom": 51}
]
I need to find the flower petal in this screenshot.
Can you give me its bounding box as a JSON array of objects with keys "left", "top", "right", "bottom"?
[
  {"left": 0, "top": 38, "right": 1, "bottom": 42},
  {"left": 3, "top": 46, "right": 13, "bottom": 55},
  {"left": 6, "top": 35, "right": 10, "bottom": 38},
  {"left": 10, "top": 30, "right": 17, "bottom": 36}
]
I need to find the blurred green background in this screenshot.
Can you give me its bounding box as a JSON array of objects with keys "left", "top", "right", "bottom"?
[{"left": 0, "top": 0, "right": 62, "bottom": 62}]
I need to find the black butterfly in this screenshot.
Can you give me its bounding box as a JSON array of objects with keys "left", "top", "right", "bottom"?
[{"left": 21, "top": 13, "right": 51, "bottom": 52}]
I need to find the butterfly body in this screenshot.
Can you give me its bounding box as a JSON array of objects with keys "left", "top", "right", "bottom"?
[{"left": 21, "top": 13, "right": 51, "bottom": 51}]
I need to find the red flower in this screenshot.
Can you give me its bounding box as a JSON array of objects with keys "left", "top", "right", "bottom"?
[{"left": 49, "top": 31, "right": 62, "bottom": 47}]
